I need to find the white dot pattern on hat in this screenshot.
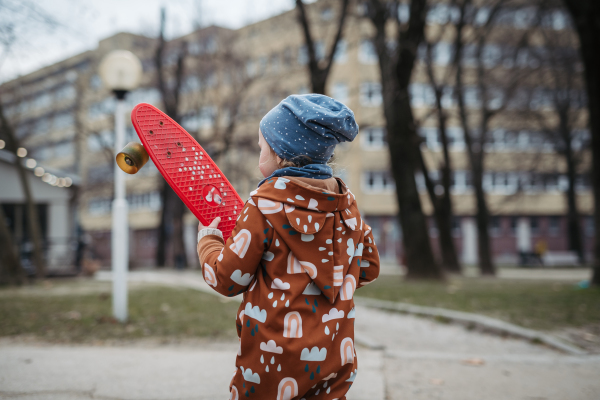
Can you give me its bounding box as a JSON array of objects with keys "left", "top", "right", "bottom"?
[{"left": 259, "top": 94, "right": 359, "bottom": 163}]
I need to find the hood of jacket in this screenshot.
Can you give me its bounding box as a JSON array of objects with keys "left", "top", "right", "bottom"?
[{"left": 249, "top": 176, "right": 364, "bottom": 304}]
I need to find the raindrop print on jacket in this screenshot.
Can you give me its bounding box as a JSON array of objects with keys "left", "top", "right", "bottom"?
[{"left": 197, "top": 176, "right": 380, "bottom": 400}]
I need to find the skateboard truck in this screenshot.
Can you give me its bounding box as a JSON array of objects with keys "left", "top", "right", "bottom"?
[{"left": 116, "top": 142, "right": 149, "bottom": 174}]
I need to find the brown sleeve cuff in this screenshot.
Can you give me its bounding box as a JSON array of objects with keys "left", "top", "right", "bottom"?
[{"left": 197, "top": 234, "right": 225, "bottom": 266}]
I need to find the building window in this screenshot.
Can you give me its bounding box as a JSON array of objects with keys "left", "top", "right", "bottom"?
[
  {"left": 321, "top": 7, "right": 334, "bottom": 21},
  {"left": 282, "top": 47, "right": 293, "bottom": 66},
  {"left": 246, "top": 59, "right": 256, "bottom": 77},
  {"left": 88, "top": 198, "right": 112, "bottom": 216},
  {"left": 331, "top": 82, "right": 349, "bottom": 104},
  {"left": 183, "top": 75, "right": 201, "bottom": 92},
  {"left": 358, "top": 40, "right": 378, "bottom": 64},
  {"left": 52, "top": 112, "right": 74, "bottom": 131},
  {"left": 361, "top": 127, "right": 387, "bottom": 150},
  {"left": 87, "top": 130, "right": 113, "bottom": 152},
  {"left": 433, "top": 42, "right": 453, "bottom": 65},
  {"left": 586, "top": 217, "right": 595, "bottom": 237},
  {"left": 257, "top": 56, "right": 268, "bottom": 75},
  {"left": 88, "top": 97, "right": 115, "bottom": 120},
  {"left": 530, "top": 216, "right": 540, "bottom": 236},
  {"left": 363, "top": 171, "right": 395, "bottom": 192},
  {"left": 88, "top": 164, "right": 113, "bottom": 184},
  {"left": 427, "top": 3, "right": 461, "bottom": 25},
  {"left": 271, "top": 53, "right": 280, "bottom": 73},
  {"left": 485, "top": 172, "right": 518, "bottom": 194},
  {"left": 429, "top": 218, "right": 438, "bottom": 237},
  {"left": 452, "top": 217, "right": 461, "bottom": 237},
  {"left": 451, "top": 170, "right": 472, "bottom": 193},
  {"left": 490, "top": 216, "right": 502, "bottom": 236},
  {"left": 333, "top": 39, "right": 347, "bottom": 63},
  {"left": 510, "top": 216, "right": 518, "bottom": 236},
  {"left": 549, "top": 216, "right": 560, "bottom": 237},
  {"left": 409, "top": 83, "right": 436, "bottom": 107},
  {"left": 128, "top": 191, "right": 162, "bottom": 212},
  {"left": 297, "top": 85, "right": 310, "bottom": 95},
  {"left": 55, "top": 85, "right": 76, "bottom": 101},
  {"left": 298, "top": 45, "right": 308, "bottom": 65},
  {"left": 89, "top": 74, "right": 102, "bottom": 89},
  {"left": 359, "top": 82, "right": 382, "bottom": 106}
]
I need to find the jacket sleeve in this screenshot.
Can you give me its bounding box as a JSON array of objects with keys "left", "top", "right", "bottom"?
[
  {"left": 357, "top": 223, "right": 380, "bottom": 288},
  {"left": 197, "top": 198, "right": 272, "bottom": 297}
]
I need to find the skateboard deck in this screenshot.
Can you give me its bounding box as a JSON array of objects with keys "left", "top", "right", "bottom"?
[{"left": 130, "top": 103, "right": 244, "bottom": 241}]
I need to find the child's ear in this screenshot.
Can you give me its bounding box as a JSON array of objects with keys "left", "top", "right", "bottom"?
[{"left": 276, "top": 155, "right": 283, "bottom": 165}]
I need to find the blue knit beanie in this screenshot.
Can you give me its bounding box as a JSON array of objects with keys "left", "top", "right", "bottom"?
[{"left": 259, "top": 94, "right": 359, "bottom": 164}]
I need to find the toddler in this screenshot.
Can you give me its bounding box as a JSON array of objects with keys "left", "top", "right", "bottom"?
[{"left": 197, "top": 94, "right": 380, "bottom": 400}]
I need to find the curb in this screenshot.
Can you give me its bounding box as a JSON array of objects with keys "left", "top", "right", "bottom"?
[{"left": 354, "top": 296, "right": 588, "bottom": 356}]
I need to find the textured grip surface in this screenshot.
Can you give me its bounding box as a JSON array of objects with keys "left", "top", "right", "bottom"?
[{"left": 131, "top": 103, "right": 244, "bottom": 241}]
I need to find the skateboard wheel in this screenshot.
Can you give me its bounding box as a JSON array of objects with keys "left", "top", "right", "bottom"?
[{"left": 116, "top": 142, "right": 149, "bottom": 174}]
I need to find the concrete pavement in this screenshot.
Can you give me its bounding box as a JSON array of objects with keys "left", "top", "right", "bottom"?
[{"left": 0, "top": 270, "right": 598, "bottom": 399}]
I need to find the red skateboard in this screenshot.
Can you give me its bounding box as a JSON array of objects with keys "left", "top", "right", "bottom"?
[{"left": 116, "top": 103, "right": 244, "bottom": 241}]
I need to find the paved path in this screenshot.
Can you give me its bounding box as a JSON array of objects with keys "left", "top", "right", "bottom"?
[{"left": 1, "top": 270, "right": 598, "bottom": 400}]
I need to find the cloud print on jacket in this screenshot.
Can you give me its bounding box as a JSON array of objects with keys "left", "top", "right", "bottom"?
[
  {"left": 240, "top": 366, "right": 261, "bottom": 384},
  {"left": 322, "top": 308, "right": 345, "bottom": 323},
  {"left": 300, "top": 347, "right": 327, "bottom": 362},
  {"left": 244, "top": 303, "right": 267, "bottom": 323},
  {"left": 230, "top": 270, "right": 254, "bottom": 286},
  {"left": 271, "top": 278, "right": 291, "bottom": 290},
  {"left": 260, "top": 340, "right": 283, "bottom": 354}
]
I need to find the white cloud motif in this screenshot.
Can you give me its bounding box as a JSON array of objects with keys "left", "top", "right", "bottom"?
[
  {"left": 322, "top": 308, "right": 345, "bottom": 323},
  {"left": 271, "top": 278, "right": 291, "bottom": 290},
  {"left": 274, "top": 177, "right": 290, "bottom": 190},
  {"left": 244, "top": 303, "right": 267, "bottom": 323},
  {"left": 260, "top": 340, "right": 283, "bottom": 354},
  {"left": 302, "top": 282, "right": 322, "bottom": 295},
  {"left": 347, "top": 238, "right": 355, "bottom": 264},
  {"left": 300, "top": 347, "right": 327, "bottom": 362},
  {"left": 262, "top": 251, "right": 274, "bottom": 261},
  {"left": 360, "top": 260, "right": 370, "bottom": 268},
  {"left": 345, "top": 217, "right": 357, "bottom": 230},
  {"left": 307, "top": 198, "right": 319, "bottom": 210},
  {"left": 347, "top": 307, "right": 356, "bottom": 319},
  {"left": 230, "top": 270, "right": 254, "bottom": 286},
  {"left": 354, "top": 243, "right": 364, "bottom": 258},
  {"left": 240, "top": 366, "right": 261, "bottom": 384},
  {"left": 346, "top": 369, "right": 358, "bottom": 382}
]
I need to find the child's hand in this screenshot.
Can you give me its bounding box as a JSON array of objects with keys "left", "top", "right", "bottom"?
[{"left": 198, "top": 217, "right": 221, "bottom": 231}]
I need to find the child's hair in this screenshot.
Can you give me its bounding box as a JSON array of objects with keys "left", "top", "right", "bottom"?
[{"left": 275, "top": 152, "right": 337, "bottom": 172}]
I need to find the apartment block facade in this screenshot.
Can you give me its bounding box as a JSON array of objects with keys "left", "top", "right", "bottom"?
[{"left": 1, "top": 0, "right": 593, "bottom": 268}]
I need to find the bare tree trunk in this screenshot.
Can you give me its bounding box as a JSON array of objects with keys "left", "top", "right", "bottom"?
[
  {"left": 0, "top": 103, "right": 46, "bottom": 279},
  {"left": 562, "top": 123, "right": 585, "bottom": 264},
  {"left": 453, "top": 0, "right": 496, "bottom": 276},
  {"left": 472, "top": 158, "right": 495, "bottom": 275},
  {"left": 422, "top": 39, "right": 461, "bottom": 273},
  {"left": 366, "top": 0, "right": 443, "bottom": 280},
  {"left": 418, "top": 150, "right": 461, "bottom": 273},
  {"left": 0, "top": 206, "right": 25, "bottom": 285},
  {"left": 563, "top": 0, "right": 600, "bottom": 285},
  {"left": 154, "top": 8, "right": 188, "bottom": 268},
  {"left": 296, "top": 0, "right": 350, "bottom": 94}
]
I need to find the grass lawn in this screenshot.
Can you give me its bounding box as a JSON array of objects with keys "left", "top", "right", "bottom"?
[
  {"left": 356, "top": 276, "right": 600, "bottom": 331},
  {"left": 0, "top": 281, "right": 240, "bottom": 343}
]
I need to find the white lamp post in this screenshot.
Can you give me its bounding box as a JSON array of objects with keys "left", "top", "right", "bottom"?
[{"left": 99, "top": 50, "right": 142, "bottom": 322}]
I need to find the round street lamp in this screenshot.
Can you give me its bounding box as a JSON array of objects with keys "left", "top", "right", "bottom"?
[{"left": 99, "top": 50, "right": 142, "bottom": 323}]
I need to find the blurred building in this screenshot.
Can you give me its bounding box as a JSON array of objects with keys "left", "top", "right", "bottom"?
[
  {"left": 0, "top": 149, "right": 78, "bottom": 272},
  {"left": 0, "top": 0, "right": 594, "bottom": 268}
]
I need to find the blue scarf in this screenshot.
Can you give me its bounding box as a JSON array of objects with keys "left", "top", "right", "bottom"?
[{"left": 258, "top": 163, "right": 333, "bottom": 187}]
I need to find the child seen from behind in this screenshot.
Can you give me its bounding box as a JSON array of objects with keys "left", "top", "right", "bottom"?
[{"left": 197, "top": 94, "right": 380, "bottom": 399}]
